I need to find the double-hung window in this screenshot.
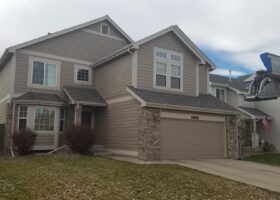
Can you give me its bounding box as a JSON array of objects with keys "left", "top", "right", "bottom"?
[
  {"left": 29, "top": 57, "right": 60, "bottom": 89},
  {"left": 216, "top": 88, "right": 225, "bottom": 102},
  {"left": 154, "top": 48, "right": 183, "bottom": 91},
  {"left": 74, "top": 65, "right": 92, "bottom": 84},
  {"left": 18, "top": 106, "right": 28, "bottom": 130}
]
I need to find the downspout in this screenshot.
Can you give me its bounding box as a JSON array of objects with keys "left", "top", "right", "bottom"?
[
  {"left": 10, "top": 102, "right": 15, "bottom": 157},
  {"left": 74, "top": 103, "right": 79, "bottom": 126}
]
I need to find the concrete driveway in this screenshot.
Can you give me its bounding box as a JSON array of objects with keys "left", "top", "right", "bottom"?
[{"left": 175, "top": 159, "right": 280, "bottom": 193}]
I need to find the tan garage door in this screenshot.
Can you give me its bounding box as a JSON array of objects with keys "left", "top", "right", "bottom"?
[{"left": 161, "top": 118, "right": 225, "bottom": 160}]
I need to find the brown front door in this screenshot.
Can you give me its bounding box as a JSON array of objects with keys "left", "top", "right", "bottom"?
[{"left": 81, "top": 111, "right": 92, "bottom": 128}]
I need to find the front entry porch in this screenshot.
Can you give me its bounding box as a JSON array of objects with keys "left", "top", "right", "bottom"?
[{"left": 238, "top": 107, "right": 272, "bottom": 153}]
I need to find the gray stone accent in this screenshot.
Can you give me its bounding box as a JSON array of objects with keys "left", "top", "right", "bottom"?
[
  {"left": 226, "top": 115, "right": 239, "bottom": 159},
  {"left": 138, "top": 107, "right": 161, "bottom": 161}
]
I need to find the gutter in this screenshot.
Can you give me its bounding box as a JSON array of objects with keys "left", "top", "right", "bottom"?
[
  {"left": 93, "top": 44, "right": 139, "bottom": 68},
  {"left": 145, "top": 102, "right": 240, "bottom": 116},
  {"left": 0, "top": 49, "right": 14, "bottom": 70}
]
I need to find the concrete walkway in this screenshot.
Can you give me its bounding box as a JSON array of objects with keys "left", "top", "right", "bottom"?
[
  {"left": 175, "top": 159, "right": 280, "bottom": 193},
  {"left": 108, "top": 156, "right": 280, "bottom": 193}
]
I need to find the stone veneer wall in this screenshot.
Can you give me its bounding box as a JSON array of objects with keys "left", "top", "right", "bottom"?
[
  {"left": 139, "top": 107, "right": 239, "bottom": 161},
  {"left": 226, "top": 115, "right": 239, "bottom": 159},
  {"left": 138, "top": 107, "right": 161, "bottom": 161}
]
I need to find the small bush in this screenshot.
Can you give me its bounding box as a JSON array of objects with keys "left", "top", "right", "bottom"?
[
  {"left": 65, "top": 125, "right": 94, "bottom": 154},
  {"left": 13, "top": 129, "right": 37, "bottom": 155},
  {"left": 261, "top": 141, "right": 276, "bottom": 152}
]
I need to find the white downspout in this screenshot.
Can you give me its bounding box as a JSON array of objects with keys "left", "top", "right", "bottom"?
[
  {"left": 10, "top": 102, "right": 15, "bottom": 157},
  {"left": 252, "top": 119, "right": 259, "bottom": 149}
]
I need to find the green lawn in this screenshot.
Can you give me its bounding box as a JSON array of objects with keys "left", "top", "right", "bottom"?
[
  {"left": 0, "top": 154, "right": 279, "bottom": 200},
  {"left": 243, "top": 153, "right": 280, "bottom": 167}
]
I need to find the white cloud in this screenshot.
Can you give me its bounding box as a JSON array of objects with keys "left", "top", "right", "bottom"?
[
  {"left": 0, "top": 0, "right": 280, "bottom": 72},
  {"left": 211, "top": 68, "right": 246, "bottom": 77}
]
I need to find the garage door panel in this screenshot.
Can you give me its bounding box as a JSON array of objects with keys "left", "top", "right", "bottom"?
[{"left": 161, "top": 118, "right": 225, "bottom": 160}]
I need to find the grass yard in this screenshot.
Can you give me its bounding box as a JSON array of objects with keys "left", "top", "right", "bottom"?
[
  {"left": 243, "top": 153, "right": 280, "bottom": 167},
  {"left": 0, "top": 154, "right": 280, "bottom": 200}
]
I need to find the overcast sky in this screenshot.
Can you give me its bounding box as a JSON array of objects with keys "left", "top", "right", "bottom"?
[{"left": 1, "top": 0, "right": 279, "bottom": 76}]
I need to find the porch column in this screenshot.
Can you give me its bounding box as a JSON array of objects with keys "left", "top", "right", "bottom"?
[
  {"left": 251, "top": 119, "right": 259, "bottom": 148},
  {"left": 74, "top": 104, "right": 82, "bottom": 126}
]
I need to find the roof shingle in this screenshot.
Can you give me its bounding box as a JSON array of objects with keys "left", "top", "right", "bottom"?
[
  {"left": 13, "top": 92, "right": 66, "bottom": 104},
  {"left": 64, "top": 86, "right": 106, "bottom": 106},
  {"left": 128, "top": 86, "right": 239, "bottom": 114},
  {"left": 239, "top": 107, "right": 272, "bottom": 119}
]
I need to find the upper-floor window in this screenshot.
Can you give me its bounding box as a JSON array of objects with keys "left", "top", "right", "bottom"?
[
  {"left": 74, "top": 65, "right": 92, "bottom": 85},
  {"left": 216, "top": 88, "right": 225, "bottom": 102},
  {"left": 154, "top": 48, "right": 183, "bottom": 91},
  {"left": 101, "top": 23, "right": 110, "bottom": 35},
  {"left": 29, "top": 57, "right": 60, "bottom": 89}
]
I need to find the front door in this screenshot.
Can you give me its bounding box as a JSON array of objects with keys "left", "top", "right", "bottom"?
[{"left": 81, "top": 111, "right": 92, "bottom": 128}]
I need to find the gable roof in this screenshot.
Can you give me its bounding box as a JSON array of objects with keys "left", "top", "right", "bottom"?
[
  {"left": 136, "top": 25, "right": 216, "bottom": 69},
  {"left": 210, "top": 74, "right": 250, "bottom": 93},
  {"left": 0, "top": 15, "right": 134, "bottom": 69},
  {"left": 127, "top": 86, "right": 239, "bottom": 115},
  {"left": 94, "top": 25, "right": 216, "bottom": 69}
]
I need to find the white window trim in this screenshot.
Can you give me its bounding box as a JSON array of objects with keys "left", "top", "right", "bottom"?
[
  {"left": 33, "top": 106, "right": 56, "bottom": 132},
  {"left": 28, "top": 56, "right": 61, "bottom": 90},
  {"left": 153, "top": 47, "right": 183, "bottom": 92},
  {"left": 74, "top": 64, "right": 92, "bottom": 85},
  {"left": 215, "top": 87, "right": 226, "bottom": 102},
  {"left": 100, "top": 23, "right": 110, "bottom": 35},
  {"left": 17, "top": 106, "right": 28, "bottom": 130}
]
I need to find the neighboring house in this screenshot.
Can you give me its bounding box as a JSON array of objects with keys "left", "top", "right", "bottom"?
[
  {"left": 209, "top": 73, "right": 279, "bottom": 151},
  {"left": 0, "top": 15, "right": 239, "bottom": 161}
]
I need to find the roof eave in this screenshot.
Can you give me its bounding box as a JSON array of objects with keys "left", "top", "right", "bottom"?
[
  {"left": 93, "top": 44, "right": 138, "bottom": 68},
  {"left": 127, "top": 86, "right": 239, "bottom": 116},
  {"left": 0, "top": 49, "right": 14, "bottom": 70},
  {"left": 145, "top": 102, "right": 240, "bottom": 116}
]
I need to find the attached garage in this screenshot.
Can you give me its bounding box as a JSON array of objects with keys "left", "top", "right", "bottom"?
[
  {"left": 128, "top": 86, "right": 239, "bottom": 161},
  {"left": 160, "top": 115, "right": 226, "bottom": 160}
]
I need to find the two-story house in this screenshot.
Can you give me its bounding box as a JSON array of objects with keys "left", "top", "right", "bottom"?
[
  {"left": 0, "top": 15, "right": 239, "bottom": 161},
  {"left": 210, "top": 73, "right": 276, "bottom": 152}
]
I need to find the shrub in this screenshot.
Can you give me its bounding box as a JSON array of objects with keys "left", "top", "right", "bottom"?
[
  {"left": 261, "top": 141, "right": 276, "bottom": 152},
  {"left": 13, "top": 128, "right": 37, "bottom": 155},
  {"left": 65, "top": 125, "right": 94, "bottom": 154}
]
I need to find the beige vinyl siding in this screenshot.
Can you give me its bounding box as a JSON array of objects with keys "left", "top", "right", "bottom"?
[
  {"left": 34, "top": 134, "right": 54, "bottom": 147},
  {"left": 137, "top": 32, "right": 199, "bottom": 96},
  {"left": 199, "top": 65, "right": 208, "bottom": 94},
  {"left": 94, "top": 54, "right": 133, "bottom": 99},
  {"left": 226, "top": 89, "right": 240, "bottom": 108},
  {"left": 15, "top": 52, "right": 95, "bottom": 97},
  {"left": 86, "top": 21, "right": 128, "bottom": 40},
  {"left": 256, "top": 99, "right": 280, "bottom": 150},
  {"left": 0, "top": 58, "right": 12, "bottom": 99},
  {"left": 95, "top": 99, "right": 139, "bottom": 151},
  {"left": 23, "top": 29, "right": 129, "bottom": 63},
  {"left": 0, "top": 102, "right": 8, "bottom": 124},
  {"left": 240, "top": 94, "right": 255, "bottom": 108}
]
